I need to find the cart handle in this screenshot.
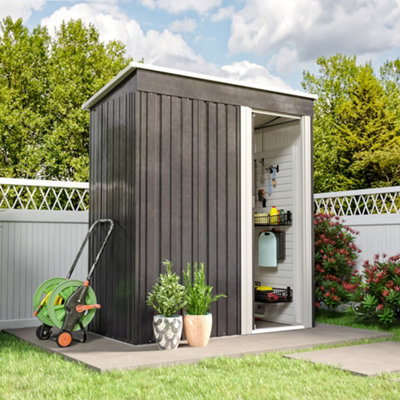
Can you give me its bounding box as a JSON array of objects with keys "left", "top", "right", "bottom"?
[{"left": 66, "top": 219, "right": 114, "bottom": 281}]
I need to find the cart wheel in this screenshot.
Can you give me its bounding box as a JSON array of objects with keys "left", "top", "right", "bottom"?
[
  {"left": 57, "top": 330, "right": 72, "bottom": 348},
  {"left": 47, "top": 280, "right": 97, "bottom": 331},
  {"left": 33, "top": 278, "right": 66, "bottom": 327},
  {"left": 36, "top": 324, "right": 51, "bottom": 340}
]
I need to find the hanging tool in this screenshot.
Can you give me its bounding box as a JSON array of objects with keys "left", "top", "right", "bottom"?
[
  {"left": 257, "top": 189, "right": 267, "bottom": 208},
  {"left": 267, "top": 165, "right": 279, "bottom": 195}
]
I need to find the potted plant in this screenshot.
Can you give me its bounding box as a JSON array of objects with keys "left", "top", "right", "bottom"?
[
  {"left": 183, "top": 262, "right": 226, "bottom": 347},
  {"left": 146, "top": 260, "right": 186, "bottom": 350}
]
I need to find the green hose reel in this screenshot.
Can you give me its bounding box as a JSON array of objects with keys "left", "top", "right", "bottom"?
[
  {"left": 33, "top": 278, "right": 97, "bottom": 331},
  {"left": 33, "top": 219, "right": 114, "bottom": 347}
]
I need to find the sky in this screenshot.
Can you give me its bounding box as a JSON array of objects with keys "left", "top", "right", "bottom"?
[{"left": 1, "top": 0, "right": 400, "bottom": 92}]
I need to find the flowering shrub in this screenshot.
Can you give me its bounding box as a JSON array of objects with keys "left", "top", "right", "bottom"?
[
  {"left": 314, "top": 213, "right": 360, "bottom": 309},
  {"left": 350, "top": 254, "right": 400, "bottom": 325}
]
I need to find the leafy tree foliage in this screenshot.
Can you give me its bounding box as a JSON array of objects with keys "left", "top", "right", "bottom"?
[
  {"left": 303, "top": 54, "right": 400, "bottom": 192},
  {"left": 0, "top": 17, "right": 131, "bottom": 181}
]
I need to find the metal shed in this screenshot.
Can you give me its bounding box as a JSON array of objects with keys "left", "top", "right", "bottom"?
[{"left": 83, "top": 63, "right": 316, "bottom": 345}]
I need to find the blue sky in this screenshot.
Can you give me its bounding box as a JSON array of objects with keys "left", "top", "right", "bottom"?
[{"left": 2, "top": 0, "right": 400, "bottom": 92}]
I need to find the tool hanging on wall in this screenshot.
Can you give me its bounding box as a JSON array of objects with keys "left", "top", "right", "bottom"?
[
  {"left": 257, "top": 189, "right": 267, "bottom": 208},
  {"left": 267, "top": 165, "right": 279, "bottom": 195},
  {"left": 255, "top": 158, "right": 267, "bottom": 208}
]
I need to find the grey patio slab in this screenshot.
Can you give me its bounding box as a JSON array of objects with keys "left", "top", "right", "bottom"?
[
  {"left": 286, "top": 341, "right": 400, "bottom": 376},
  {"left": 4, "top": 323, "right": 392, "bottom": 372}
]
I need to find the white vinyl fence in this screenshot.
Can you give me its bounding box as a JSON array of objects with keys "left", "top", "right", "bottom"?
[
  {"left": 0, "top": 178, "right": 89, "bottom": 330},
  {"left": 314, "top": 186, "right": 400, "bottom": 268}
]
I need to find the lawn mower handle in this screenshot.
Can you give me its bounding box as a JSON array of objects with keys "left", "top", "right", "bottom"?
[{"left": 66, "top": 219, "right": 114, "bottom": 281}]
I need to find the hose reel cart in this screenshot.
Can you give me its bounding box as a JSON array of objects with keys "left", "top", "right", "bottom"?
[{"left": 33, "top": 219, "right": 114, "bottom": 347}]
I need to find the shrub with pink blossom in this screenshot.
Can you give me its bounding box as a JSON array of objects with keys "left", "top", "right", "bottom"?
[
  {"left": 314, "top": 213, "right": 360, "bottom": 309},
  {"left": 349, "top": 254, "right": 400, "bottom": 325}
]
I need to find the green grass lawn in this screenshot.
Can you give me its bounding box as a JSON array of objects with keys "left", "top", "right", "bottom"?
[
  {"left": 1, "top": 325, "right": 400, "bottom": 400},
  {"left": 316, "top": 309, "right": 400, "bottom": 341}
]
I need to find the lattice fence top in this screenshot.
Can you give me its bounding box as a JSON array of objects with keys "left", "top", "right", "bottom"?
[
  {"left": 0, "top": 178, "right": 89, "bottom": 211},
  {"left": 314, "top": 186, "right": 400, "bottom": 216}
]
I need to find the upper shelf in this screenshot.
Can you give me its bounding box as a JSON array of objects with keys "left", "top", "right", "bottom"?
[{"left": 254, "top": 211, "right": 292, "bottom": 226}]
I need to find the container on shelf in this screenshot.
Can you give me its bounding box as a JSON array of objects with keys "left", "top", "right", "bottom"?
[
  {"left": 270, "top": 206, "right": 279, "bottom": 225},
  {"left": 254, "top": 284, "right": 293, "bottom": 304},
  {"left": 254, "top": 210, "right": 292, "bottom": 226}
]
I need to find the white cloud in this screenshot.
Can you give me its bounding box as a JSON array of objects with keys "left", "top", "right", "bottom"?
[
  {"left": 41, "top": 3, "right": 211, "bottom": 73},
  {"left": 40, "top": 2, "right": 292, "bottom": 91},
  {"left": 169, "top": 17, "right": 197, "bottom": 33},
  {"left": 138, "top": 0, "right": 222, "bottom": 14},
  {"left": 220, "top": 60, "right": 292, "bottom": 90},
  {"left": 211, "top": 5, "right": 234, "bottom": 22},
  {"left": 268, "top": 47, "right": 299, "bottom": 75},
  {"left": 0, "top": 0, "right": 45, "bottom": 22},
  {"left": 229, "top": 0, "right": 400, "bottom": 73}
]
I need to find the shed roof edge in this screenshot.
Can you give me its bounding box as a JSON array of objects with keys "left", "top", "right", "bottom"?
[{"left": 82, "top": 62, "right": 318, "bottom": 110}]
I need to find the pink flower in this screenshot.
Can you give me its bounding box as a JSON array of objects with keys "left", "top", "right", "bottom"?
[{"left": 377, "top": 304, "right": 384, "bottom": 311}]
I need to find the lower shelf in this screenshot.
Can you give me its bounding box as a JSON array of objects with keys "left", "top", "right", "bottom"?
[{"left": 254, "top": 286, "right": 293, "bottom": 303}]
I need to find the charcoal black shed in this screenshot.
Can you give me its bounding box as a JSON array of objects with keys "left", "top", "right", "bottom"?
[{"left": 83, "top": 63, "right": 316, "bottom": 345}]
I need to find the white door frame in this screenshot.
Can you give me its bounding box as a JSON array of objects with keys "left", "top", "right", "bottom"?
[
  {"left": 240, "top": 106, "right": 253, "bottom": 335},
  {"left": 240, "top": 108, "right": 313, "bottom": 334}
]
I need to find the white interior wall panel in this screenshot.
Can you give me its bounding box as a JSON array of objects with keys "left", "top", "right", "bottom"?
[
  {"left": 253, "top": 120, "right": 300, "bottom": 325},
  {"left": 0, "top": 210, "right": 88, "bottom": 329}
]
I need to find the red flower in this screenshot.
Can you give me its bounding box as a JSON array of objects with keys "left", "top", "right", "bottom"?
[
  {"left": 383, "top": 290, "right": 389, "bottom": 297},
  {"left": 377, "top": 304, "right": 384, "bottom": 311}
]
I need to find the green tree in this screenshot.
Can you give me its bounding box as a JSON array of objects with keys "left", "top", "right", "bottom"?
[
  {"left": 303, "top": 54, "right": 400, "bottom": 192},
  {"left": 0, "top": 17, "right": 132, "bottom": 181},
  {"left": 0, "top": 17, "right": 50, "bottom": 177}
]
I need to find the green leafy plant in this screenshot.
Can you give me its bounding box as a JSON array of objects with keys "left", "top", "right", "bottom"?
[
  {"left": 314, "top": 213, "right": 360, "bottom": 309},
  {"left": 183, "top": 262, "right": 226, "bottom": 315},
  {"left": 146, "top": 260, "right": 186, "bottom": 317},
  {"left": 349, "top": 254, "right": 400, "bottom": 325}
]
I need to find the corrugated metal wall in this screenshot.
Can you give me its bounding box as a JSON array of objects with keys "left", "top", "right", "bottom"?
[
  {"left": 0, "top": 210, "right": 88, "bottom": 329},
  {"left": 89, "top": 92, "right": 136, "bottom": 343},
  {"left": 89, "top": 90, "right": 241, "bottom": 344}
]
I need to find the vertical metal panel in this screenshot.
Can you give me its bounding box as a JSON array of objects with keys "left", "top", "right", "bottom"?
[
  {"left": 137, "top": 91, "right": 149, "bottom": 342},
  {"left": 207, "top": 102, "right": 218, "bottom": 337},
  {"left": 181, "top": 98, "right": 193, "bottom": 269},
  {"left": 216, "top": 103, "right": 227, "bottom": 336},
  {"left": 160, "top": 95, "right": 171, "bottom": 262},
  {"left": 0, "top": 211, "right": 88, "bottom": 329},
  {"left": 197, "top": 101, "right": 208, "bottom": 265},
  {"left": 170, "top": 96, "right": 182, "bottom": 269},
  {"left": 227, "top": 105, "right": 240, "bottom": 334}
]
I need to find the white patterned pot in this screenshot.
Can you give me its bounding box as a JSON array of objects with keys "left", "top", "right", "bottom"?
[{"left": 153, "top": 314, "right": 183, "bottom": 350}]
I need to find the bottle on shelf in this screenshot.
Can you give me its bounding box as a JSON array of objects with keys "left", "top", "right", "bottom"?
[{"left": 270, "top": 206, "right": 279, "bottom": 225}]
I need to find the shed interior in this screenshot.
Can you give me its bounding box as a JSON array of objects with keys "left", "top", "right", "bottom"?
[{"left": 252, "top": 110, "right": 303, "bottom": 332}]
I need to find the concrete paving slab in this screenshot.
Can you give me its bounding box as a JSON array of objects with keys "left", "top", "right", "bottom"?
[
  {"left": 286, "top": 341, "right": 400, "bottom": 376},
  {"left": 4, "top": 323, "right": 392, "bottom": 372}
]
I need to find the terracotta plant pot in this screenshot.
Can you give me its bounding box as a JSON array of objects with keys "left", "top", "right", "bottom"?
[
  {"left": 153, "top": 314, "right": 183, "bottom": 350},
  {"left": 184, "top": 313, "right": 212, "bottom": 347}
]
